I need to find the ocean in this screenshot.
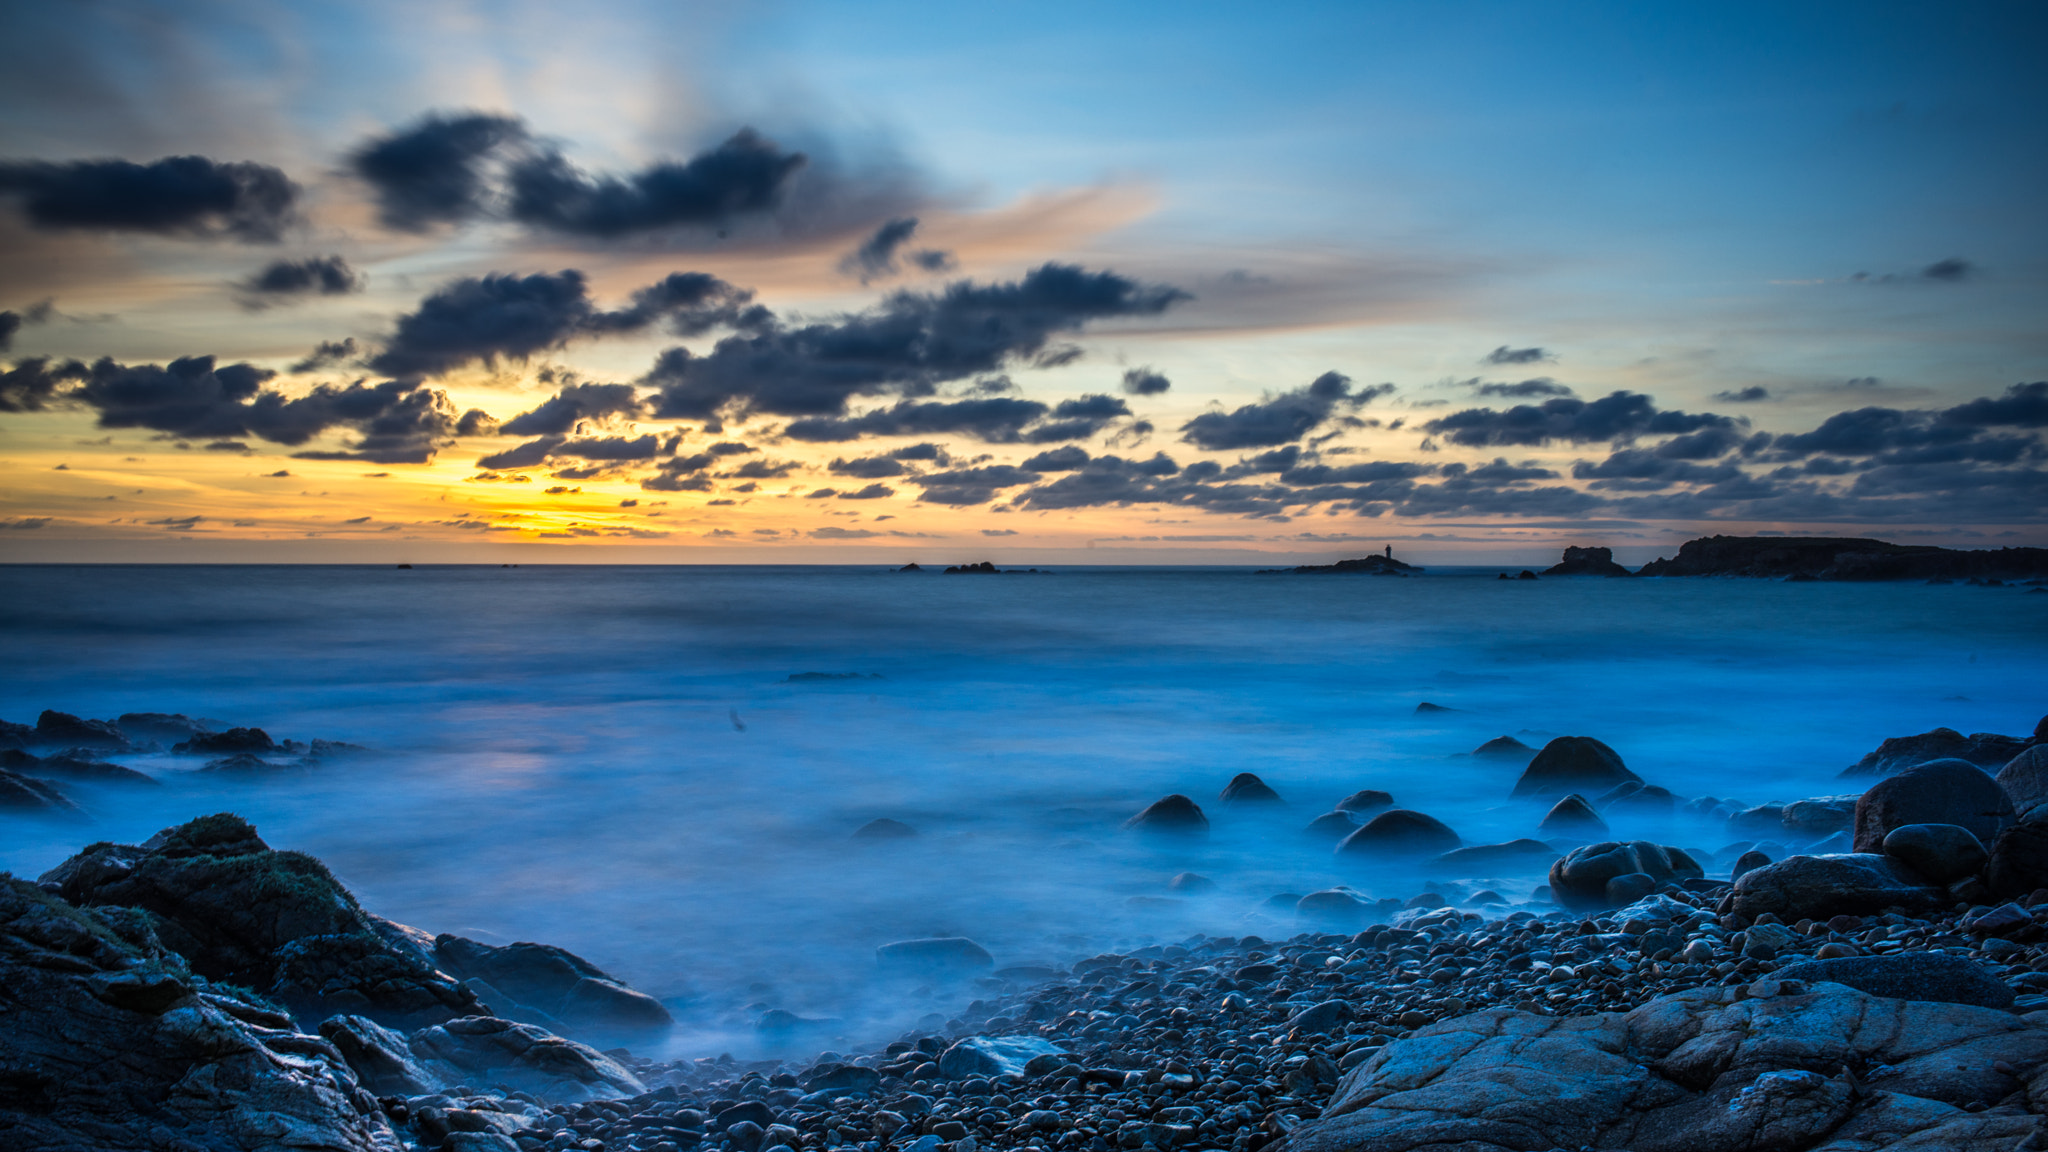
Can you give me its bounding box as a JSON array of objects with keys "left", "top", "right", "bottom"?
[{"left": 2, "top": 563, "right": 2042, "bottom": 1055}]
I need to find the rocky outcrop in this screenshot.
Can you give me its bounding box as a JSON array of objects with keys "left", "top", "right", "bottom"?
[
  {"left": 430, "top": 935, "right": 672, "bottom": 1038},
  {"left": 38, "top": 813, "right": 480, "bottom": 1029},
  {"left": 0, "top": 768, "right": 79, "bottom": 812},
  {"left": 1727, "top": 853, "right": 1947, "bottom": 921},
  {"left": 1852, "top": 758, "right": 2014, "bottom": 852},
  {"left": 1334, "top": 789, "right": 1393, "bottom": 814},
  {"left": 1548, "top": 841, "right": 1703, "bottom": 910},
  {"left": 403, "top": 1016, "right": 645, "bottom": 1102},
  {"left": 1258, "top": 555, "right": 1421, "bottom": 576},
  {"left": 1635, "top": 533, "right": 2048, "bottom": 580},
  {"left": 1470, "top": 736, "right": 1533, "bottom": 759},
  {"left": 1845, "top": 725, "right": 2034, "bottom": 777},
  {"left": 33, "top": 709, "right": 132, "bottom": 750},
  {"left": 1123, "top": 794, "right": 1209, "bottom": 835},
  {"left": 172, "top": 726, "right": 281, "bottom": 754},
  {"left": 1219, "top": 772, "right": 1285, "bottom": 805},
  {"left": 1541, "top": 545, "right": 1635, "bottom": 576},
  {"left": 1769, "top": 953, "right": 2014, "bottom": 1009},
  {"left": 0, "top": 877, "right": 402, "bottom": 1151},
  {"left": 1286, "top": 980, "right": 2048, "bottom": 1152},
  {"left": 1509, "top": 736, "right": 1642, "bottom": 799}
]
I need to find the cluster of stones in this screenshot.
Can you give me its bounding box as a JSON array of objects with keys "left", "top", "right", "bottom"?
[{"left": 0, "top": 708, "right": 366, "bottom": 812}]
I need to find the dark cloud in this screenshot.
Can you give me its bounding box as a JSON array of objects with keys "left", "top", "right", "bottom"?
[
  {"left": 348, "top": 111, "right": 529, "bottom": 232},
  {"left": 783, "top": 397, "right": 1049, "bottom": 443},
  {"left": 838, "top": 483, "right": 894, "bottom": 499},
  {"left": 288, "top": 338, "right": 358, "bottom": 374},
  {"left": 1179, "top": 372, "right": 1393, "bottom": 450},
  {"left": 1023, "top": 393, "right": 1132, "bottom": 442},
  {"left": 645, "top": 263, "right": 1188, "bottom": 420},
  {"left": 477, "top": 432, "right": 660, "bottom": 469},
  {"left": 828, "top": 455, "right": 906, "bottom": 478},
  {"left": 237, "top": 255, "right": 362, "bottom": 305},
  {"left": 455, "top": 408, "right": 498, "bottom": 436},
  {"left": 1571, "top": 449, "right": 1751, "bottom": 491},
  {"left": 1920, "top": 258, "right": 1972, "bottom": 282},
  {"left": 1422, "top": 391, "right": 1740, "bottom": 448},
  {"left": 368, "top": 269, "right": 753, "bottom": 378},
  {"left": 0, "top": 356, "right": 86, "bottom": 411},
  {"left": 1474, "top": 377, "right": 1574, "bottom": 399},
  {"left": 889, "top": 442, "right": 946, "bottom": 461},
  {"left": 729, "top": 458, "right": 799, "bottom": 479},
  {"left": 839, "top": 217, "right": 953, "bottom": 282},
  {"left": 499, "top": 381, "right": 646, "bottom": 435},
  {"left": 1938, "top": 381, "right": 2048, "bottom": 430},
  {"left": 911, "top": 464, "right": 1044, "bottom": 506},
  {"left": 1121, "top": 367, "right": 1171, "bottom": 396},
  {"left": 0, "top": 155, "right": 298, "bottom": 241},
  {"left": 506, "top": 129, "right": 804, "bottom": 238},
  {"left": 1484, "top": 346, "right": 1552, "bottom": 365},
  {"left": 1020, "top": 445, "right": 1090, "bottom": 472},
  {"left": 1714, "top": 386, "right": 1770, "bottom": 402},
  {"left": 0, "top": 311, "right": 18, "bottom": 352}
]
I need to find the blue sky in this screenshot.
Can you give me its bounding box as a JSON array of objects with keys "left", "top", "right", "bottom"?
[{"left": 0, "top": 1, "right": 2043, "bottom": 562}]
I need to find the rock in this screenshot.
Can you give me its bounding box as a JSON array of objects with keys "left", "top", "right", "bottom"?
[
  {"left": 1843, "top": 725, "right": 2031, "bottom": 777},
  {"left": 1852, "top": 758, "right": 2014, "bottom": 852},
  {"left": 1604, "top": 872, "right": 1657, "bottom": 906},
  {"left": 172, "top": 726, "right": 280, "bottom": 754},
  {"left": 1637, "top": 533, "right": 2048, "bottom": 581},
  {"left": 1286, "top": 981, "right": 2048, "bottom": 1152},
  {"left": 937, "top": 1036, "right": 1067, "bottom": 1079},
  {"left": 1729, "top": 853, "right": 1947, "bottom": 921},
  {"left": 1471, "top": 736, "right": 1533, "bottom": 759},
  {"left": 1413, "top": 702, "right": 1458, "bottom": 714},
  {"left": 1547, "top": 841, "right": 1704, "bottom": 911},
  {"left": 0, "top": 877, "right": 402, "bottom": 1150},
  {"left": 1122, "top": 794, "right": 1209, "bottom": 835},
  {"left": 1985, "top": 806, "right": 2048, "bottom": 900},
  {"left": 319, "top": 1013, "right": 438, "bottom": 1094},
  {"left": 1882, "top": 823, "right": 1989, "bottom": 884},
  {"left": 1334, "top": 809, "right": 1461, "bottom": 860},
  {"left": 1510, "top": 736, "right": 1642, "bottom": 799},
  {"left": 1429, "top": 839, "right": 1559, "bottom": 875},
  {"left": 39, "top": 813, "right": 481, "bottom": 1028},
  {"left": 430, "top": 935, "right": 670, "bottom": 1037},
  {"left": 1295, "top": 890, "right": 1371, "bottom": 924},
  {"left": 1780, "top": 795, "right": 1858, "bottom": 839},
  {"left": 1286, "top": 999, "right": 1352, "bottom": 1035},
  {"left": 876, "top": 937, "right": 995, "bottom": 974},
  {"left": 1537, "top": 793, "right": 1608, "bottom": 837},
  {"left": 1218, "top": 772, "right": 1284, "bottom": 804},
  {"left": 34, "top": 709, "right": 132, "bottom": 750},
  {"left": 852, "top": 818, "right": 918, "bottom": 839},
  {"left": 200, "top": 752, "right": 296, "bottom": 773},
  {"left": 1731, "top": 850, "right": 1772, "bottom": 882},
  {"left": 1996, "top": 744, "right": 2048, "bottom": 816},
  {"left": 1303, "top": 811, "right": 1359, "bottom": 840},
  {"left": 1726, "top": 804, "right": 1785, "bottom": 838},
  {"left": 0, "top": 718, "right": 35, "bottom": 749},
  {"left": 408, "top": 1015, "right": 644, "bottom": 1101},
  {"left": 1167, "top": 872, "right": 1214, "bottom": 893},
  {"left": 1334, "top": 789, "right": 1394, "bottom": 814},
  {"left": 1598, "top": 781, "right": 1676, "bottom": 814},
  {"left": 1771, "top": 953, "right": 2015, "bottom": 1009},
  {"left": 0, "top": 767, "right": 81, "bottom": 812},
  {"left": 115, "top": 712, "right": 214, "bottom": 741},
  {"left": 18, "top": 751, "right": 159, "bottom": 786},
  {"left": 1541, "top": 545, "right": 1635, "bottom": 576},
  {"left": 800, "top": 1062, "right": 881, "bottom": 1093}
]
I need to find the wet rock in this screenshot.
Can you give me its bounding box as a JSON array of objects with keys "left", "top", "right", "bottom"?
[
  {"left": 1334, "top": 789, "right": 1394, "bottom": 814},
  {"left": 1852, "top": 758, "right": 2014, "bottom": 852},
  {"left": 1286, "top": 981, "right": 2048, "bottom": 1152},
  {"left": 1219, "top": 772, "right": 1284, "bottom": 805},
  {"left": 1471, "top": 735, "right": 1533, "bottom": 759},
  {"left": 1780, "top": 795, "right": 1858, "bottom": 839},
  {"left": 876, "top": 937, "right": 995, "bottom": 974},
  {"left": 1303, "top": 811, "right": 1359, "bottom": 840},
  {"left": 1537, "top": 793, "right": 1608, "bottom": 837},
  {"left": 1541, "top": 545, "right": 1635, "bottom": 577},
  {"left": 1729, "top": 852, "right": 1947, "bottom": 921},
  {"left": 852, "top": 818, "right": 918, "bottom": 840},
  {"left": 173, "top": 726, "right": 280, "bottom": 754},
  {"left": 1414, "top": 702, "right": 1459, "bottom": 714},
  {"left": 1604, "top": 872, "right": 1658, "bottom": 906},
  {"left": 1509, "top": 736, "right": 1642, "bottom": 799},
  {"left": 1598, "top": 781, "right": 1676, "bottom": 814},
  {"left": 34, "top": 709, "right": 132, "bottom": 750},
  {"left": 319, "top": 1013, "right": 438, "bottom": 1095},
  {"left": 1430, "top": 839, "right": 1559, "bottom": 875},
  {"left": 1730, "top": 849, "right": 1773, "bottom": 882},
  {"left": 1771, "top": 953, "right": 2015, "bottom": 1009},
  {"left": 1726, "top": 803, "right": 1785, "bottom": 839},
  {"left": 1985, "top": 806, "right": 2048, "bottom": 900},
  {"left": 1122, "top": 794, "right": 1209, "bottom": 836},
  {"left": 1842, "top": 725, "right": 2031, "bottom": 777},
  {"left": 1295, "top": 890, "right": 1372, "bottom": 924},
  {"left": 1881, "top": 823, "right": 1989, "bottom": 885},
  {"left": 115, "top": 711, "right": 214, "bottom": 742},
  {"left": 200, "top": 752, "right": 294, "bottom": 773},
  {"left": 39, "top": 813, "right": 480, "bottom": 1028},
  {"left": 0, "top": 877, "right": 401, "bottom": 1150},
  {"left": 408, "top": 1015, "right": 645, "bottom": 1102},
  {"left": 0, "top": 767, "right": 81, "bottom": 812},
  {"left": 937, "top": 1036, "right": 1067, "bottom": 1079},
  {"left": 1167, "top": 871, "right": 1215, "bottom": 893},
  {"left": 1334, "top": 809, "right": 1461, "bottom": 860},
  {"left": 1286, "top": 999, "right": 1352, "bottom": 1035},
  {"left": 18, "top": 751, "right": 159, "bottom": 786},
  {"left": 1996, "top": 744, "right": 2048, "bottom": 817},
  {"left": 1548, "top": 841, "right": 1702, "bottom": 910}
]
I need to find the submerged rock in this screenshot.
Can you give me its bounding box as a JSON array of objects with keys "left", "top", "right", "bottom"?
[
  {"left": 0, "top": 767, "right": 80, "bottom": 812},
  {"left": 34, "top": 709, "right": 131, "bottom": 750},
  {"left": 1303, "top": 811, "right": 1360, "bottom": 840},
  {"left": 1548, "top": 841, "right": 1703, "bottom": 910},
  {"left": 1471, "top": 735, "right": 1534, "bottom": 759},
  {"left": 1334, "top": 788, "right": 1394, "bottom": 814},
  {"left": 1537, "top": 793, "right": 1608, "bottom": 837},
  {"left": 1218, "top": 771, "right": 1284, "bottom": 805},
  {"left": 1122, "top": 793, "right": 1209, "bottom": 836},
  {"left": 1842, "top": 725, "right": 2032, "bottom": 777},
  {"left": 114, "top": 711, "right": 214, "bottom": 742},
  {"left": 876, "top": 937, "right": 995, "bottom": 974},
  {"left": 172, "top": 726, "right": 280, "bottom": 754},
  {"left": 1430, "top": 839, "right": 1559, "bottom": 875},
  {"left": 1510, "top": 736, "right": 1642, "bottom": 799},
  {"left": 1852, "top": 758, "right": 2014, "bottom": 852},
  {"left": 17, "top": 750, "right": 159, "bottom": 786},
  {"left": 1334, "top": 809, "right": 1461, "bottom": 860},
  {"left": 407, "top": 1014, "right": 645, "bottom": 1101},
  {"left": 852, "top": 817, "right": 918, "bottom": 840},
  {"left": 431, "top": 935, "right": 672, "bottom": 1036}
]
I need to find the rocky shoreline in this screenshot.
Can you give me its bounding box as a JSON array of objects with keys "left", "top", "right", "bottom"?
[{"left": 9, "top": 710, "right": 2048, "bottom": 1151}]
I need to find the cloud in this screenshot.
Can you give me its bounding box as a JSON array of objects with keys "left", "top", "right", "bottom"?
[
  {"left": 1714, "top": 386, "right": 1771, "bottom": 403},
  {"left": 0, "top": 155, "right": 298, "bottom": 241},
  {"left": 784, "top": 397, "right": 1047, "bottom": 443},
  {"left": 838, "top": 483, "right": 894, "bottom": 499},
  {"left": 1473, "top": 377, "right": 1573, "bottom": 399},
  {"left": 828, "top": 455, "right": 905, "bottom": 478},
  {"left": 839, "top": 216, "right": 953, "bottom": 282},
  {"left": 1920, "top": 257, "right": 1972, "bottom": 282},
  {"left": 368, "top": 268, "right": 754, "bottom": 378},
  {"left": 2, "top": 517, "right": 51, "bottom": 529},
  {"left": 237, "top": 255, "right": 362, "bottom": 306},
  {"left": 982, "top": 528, "right": 1018, "bottom": 536},
  {"left": 1484, "top": 346, "right": 1553, "bottom": 365},
  {"left": 909, "top": 464, "right": 1044, "bottom": 505},
  {"left": 499, "top": 381, "right": 646, "bottom": 435},
  {"left": 645, "top": 263, "right": 1188, "bottom": 420},
  {"left": 1121, "top": 367, "right": 1171, "bottom": 395},
  {"left": 0, "top": 312, "right": 17, "bottom": 352},
  {"left": 475, "top": 432, "right": 660, "bottom": 470},
  {"left": 1422, "top": 391, "right": 1741, "bottom": 448},
  {"left": 347, "top": 111, "right": 529, "bottom": 231},
  {"left": 1179, "top": 371, "right": 1393, "bottom": 450},
  {"left": 0, "top": 356, "right": 86, "bottom": 411},
  {"left": 1021, "top": 445, "right": 1089, "bottom": 471},
  {"left": 288, "top": 337, "right": 358, "bottom": 374}
]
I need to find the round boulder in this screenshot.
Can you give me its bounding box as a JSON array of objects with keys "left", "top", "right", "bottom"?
[
  {"left": 1510, "top": 737, "right": 1642, "bottom": 799},
  {"left": 1430, "top": 839, "right": 1559, "bottom": 875},
  {"left": 1167, "top": 872, "right": 1215, "bottom": 893},
  {"left": 1728, "top": 853, "right": 1946, "bottom": 922},
  {"left": 1472, "top": 736, "right": 1534, "bottom": 759},
  {"left": 1731, "top": 850, "right": 1772, "bottom": 882},
  {"left": 1123, "top": 794, "right": 1209, "bottom": 836},
  {"left": 1996, "top": 745, "right": 2048, "bottom": 818},
  {"left": 876, "top": 937, "right": 994, "bottom": 974},
  {"left": 1537, "top": 794, "right": 1608, "bottom": 837},
  {"left": 1219, "top": 772, "right": 1284, "bottom": 805},
  {"left": 852, "top": 818, "right": 917, "bottom": 840},
  {"left": 1547, "top": 841, "right": 1702, "bottom": 911},
  {"left": 1880, "top": 823, "right": 1988, "bottom": 885},
  {"left": 1296, "top": 890, "right": 1371, "bottom": 925},
  {"left": 1335, "top": 809, "right": 1460, "bottom": 860},
  {"left": 1986, "top": 806, "right": 2048, "bottom": 900},
  {"left": 1303, "top": 811, "right": 1359, "bottom": 841},
  {"left": 1851, "top": 758, "right": 2014, "bottom": 853},
  {"left": 1335, "top": 789, "right": 1394, "bottom": 815}
]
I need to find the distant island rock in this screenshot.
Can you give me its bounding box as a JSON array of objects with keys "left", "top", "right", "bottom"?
[
  {"left": 1636, "top": 535, "right": 2048, "bottom": 581},
  {"left": 1542, "top": 546, "right": 1635, "bottom": 577},
  {"left": 1259, "top": 554, "right": 1420, "bottom": 576}
]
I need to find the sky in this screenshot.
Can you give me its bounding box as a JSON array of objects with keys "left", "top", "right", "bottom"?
[{"left": 0, "top": 0, "right": 2044, "bottom": 565}]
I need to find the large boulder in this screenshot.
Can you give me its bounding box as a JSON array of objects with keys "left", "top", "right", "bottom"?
[
  {"left": 37, "top": 813, "right": 480, "bottom": 1028},
  {"left": 1510, "top": 736, "right": 1642, "bottom": 799},
  {"left": 1541, "top": 545, "right": 1634, "bottom": 576},
  {"left": 115, "top": 711, "right": 214, "bottom": 742},
  {"left": 1842, "top": 726, "right": 2030, "bottom": 777},
  {"left": 0, "top": 877, "right": 400, "bottom": 1151},
  {"left": 1728, "top": 853, "right": 1947, "bottom": 921},
  {"left": 1123, "top": 794, "right": 1209, "bottom": 836},
  {"left": 1780, "top": 795, "right": 1858, "bottom": 839},
  {"left": 1219, "top": 772, "right": 1284, "bottom": 805},
  {"left": 1547, "top": 841, "right": 1702, "bottom": 911},
  {"left": 431, "top": 935, "right": 672, "bottom": 1037},
  {"left": 1881, "top": 823, "right": 1989, "bottom": 885},
  {"left": 1536, "top": 793, "right": 1607, "bottom": 837},
  {"left": 1986, "top": 805, "right": 2048, "bottom": 900},
  {"left": 34, "top": 709, "right": 132, "bottom": 750},
  {"left": 1303, "top": 811, "right": 1360, "bottom": 841},
  {"left": 1997, "top": 744, "right": 2048, "bottom": 817},
  {"left": 1334, "top": 789, "right": 1394, "bottom": 814},
  {"left": 1851, "top": 758, "right": 2014, "bottom": 852},
  {"left": 1770, "top": 953, "right": 2014, "bottom": 1010},
  {"left": 1430, "top": 839, "right": 1559, "bottom": 876},
  {"left": 1286, "top": 982, "right": 2048, "bottom": 1152},
  {"left": 406, "top": 1015, "right": 644, "bottom": 1102},
  {"left": 1334, "top": 810, "right": 1460, "bottom": 860}
]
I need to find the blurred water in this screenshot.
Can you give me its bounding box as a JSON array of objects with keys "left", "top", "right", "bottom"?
[{"left": 1, "top": 563, "right": 2041, "bottom": 1052}]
